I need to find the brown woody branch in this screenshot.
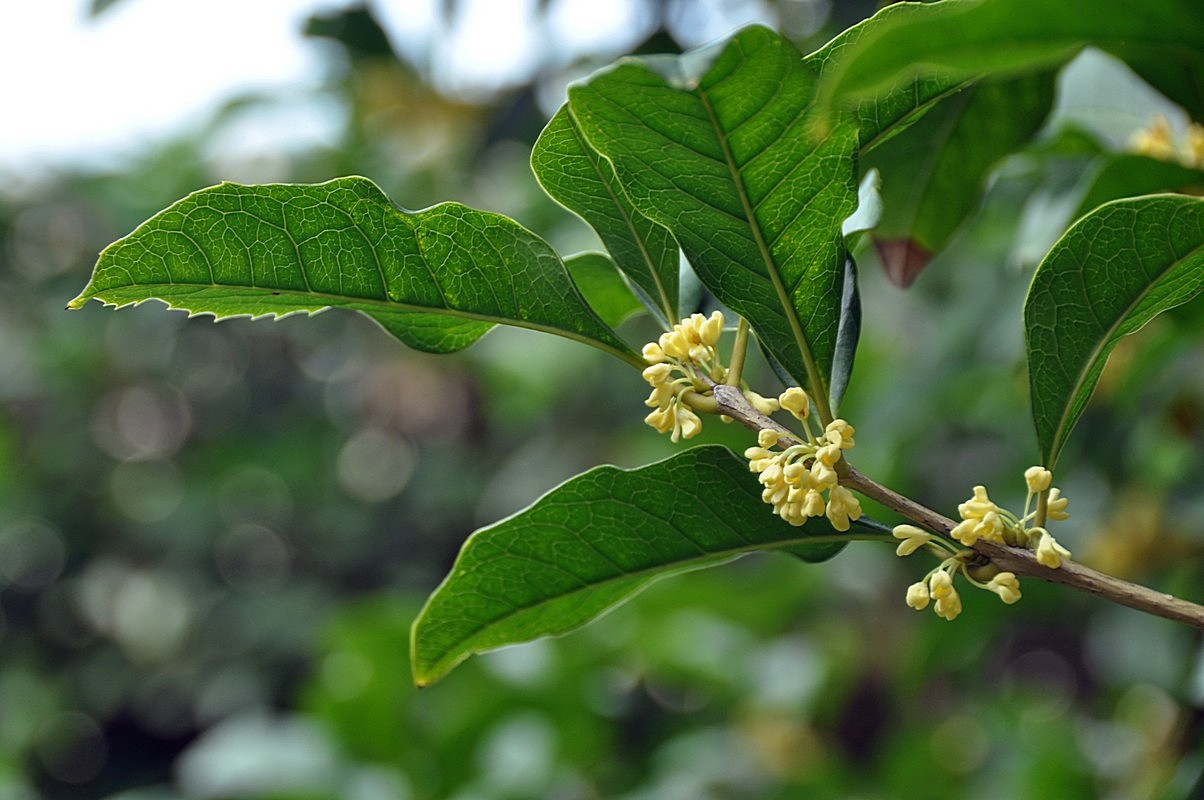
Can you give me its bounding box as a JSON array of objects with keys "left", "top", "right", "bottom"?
[{"left": 703, "top": 382, "right": 1204, "bottom": 630}]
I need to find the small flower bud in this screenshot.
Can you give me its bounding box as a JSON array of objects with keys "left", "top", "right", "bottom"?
[
  {"left": 958, "top": 485, "right": 997, "bottom": 521},
  {"left": 778, "top": 387, "right": 810, "bottom": 419},
  {"left": 929, "top": 570, "right": 953, "bottom": 600},
  {"left": 674, "top": 406, "right": 702, "bottom": 442},
  {"left": 659, "top": 329, "right": 691, "bottom": 360},
  {"left": 906, "top": 581, "right": 931, "bottom": 610},
  {"left": 892, "top": 524, "right": 933, "bottom": 557},
  {"left": 744, "top": 390, "right": 780, "bottom": 416},
  {"left": 757, "top": 428, "right": 780, "bottom": 448},
  {"left": 950, "top": 517, "right": 980, "bottom": 546},
  {"left": 816, "top": 443, "right": 842, "bottom": 468},
  {"left": 934, "top": 589, "right": 963, "bottom": 621},
  {"left": 700, "top": 310, "right": 724, "bottom": 345},
  {"left": 642, "top": 362, "right": 673, "bottom": 384},
  {"left": 642, "top": 342, "right": 667, "bottom": 364},
  {"left": 1046, "top": 488, "right": 1069, "bottom": 520},
  {"left": 802, "top": 489, "right": 825, "bottom": 518},
  {"left": 824, "top": 419, "right": 855, "bottom": 450},
  {"left": 986, "top": 572, "right": 1022, "bottom": 605},
  {"left": 1024, "top": 466, "right": 1052, "bottom": 494},
  {"left": 1035, "top": 529, "right": 1071, "bottom": 569}
]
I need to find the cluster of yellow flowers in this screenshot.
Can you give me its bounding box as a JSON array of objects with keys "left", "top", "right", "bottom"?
[
  {"left": 1130, "top": 114, "right": 1204, "bottom": 168},
  {"left": 896, "top": 552, "right": 1023, "bottom": 621},
  {"left": 639, "top": 315, "right": 1082, "bottom": 625},
  {"left": 743, "top": 388, "right": 862, "bottom": 531},
  {"left": 892, "top": 466, "right": 1072, "bottom": 621},
  {"left": 950, "top": 467, "right": 1071, "bottom": 567},
  {"left": 641, "top": 311, "right": 726, "bottom": 442}
]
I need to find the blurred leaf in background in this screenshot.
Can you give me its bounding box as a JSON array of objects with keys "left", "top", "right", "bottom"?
[{"left": 2, "top": 2, "right": 1203, "bottom": 799}]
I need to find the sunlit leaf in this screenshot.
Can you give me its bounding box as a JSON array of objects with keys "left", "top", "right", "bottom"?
[
  {"left": 1025, "top": 194, "right": 1204, "bottom": 467},
  {"left": 411, "top": 445, "right": 880, "bottom": 686},
  {"left": 569, "top": 25, "right": 858, "bottom": 419},
  {"left": 532, "top": 106, "right": 679, "bottom": 324},
  {"left": 69, "top": 177, "right": 639, "bottom": 365}
]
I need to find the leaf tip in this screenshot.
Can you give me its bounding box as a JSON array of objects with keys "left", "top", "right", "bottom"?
[{"left": 873, "top": 237, "right": 933, "bottom": 288}]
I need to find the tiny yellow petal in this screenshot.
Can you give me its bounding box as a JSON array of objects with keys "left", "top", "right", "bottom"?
[
  {"left": 1024, "top": 466, "right": 1052, "bottom": 494},
  {"left": 1046, "top": 487, "right": 1069, "bottom": 521},
  {"left": 906, "top": 581, "right": 931, "bottom": 610},
  {"left": 778, "top": 387, "right": 810, "bottom": 418}
]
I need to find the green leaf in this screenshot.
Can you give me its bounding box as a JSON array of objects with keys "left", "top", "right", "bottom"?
[
  {"left": 1072, "top": 155, "right": 1204, "bottom": 224},
  {"left": 410, "top": 445, "right": 879, "bottom": 686},
  {"left": 864, "top": 72, "right": 1056, "bottom": 287},
  {"left": 807, "top": 4, "right": 974, "bottom": 152},
  {"left": 532, "top": 106, "right": 680, "bottom": 324},
  {"left": 565, "top": 252, "right": 645, "bottom": 329},
  {"left": 829, "top": 254, "right": 861, "bottom": 412},
  {"left": 569, "top": 25, "right": 859, "bottom": 420},
  {"left": 1025, "top": 194, "right": 1204, "bottom": 467},
  {"left": 69, "top": 177, "right": 640, "bottom": 365},
  {"left": 812, "top": 0, "right": 1204, "bottom": 143}
]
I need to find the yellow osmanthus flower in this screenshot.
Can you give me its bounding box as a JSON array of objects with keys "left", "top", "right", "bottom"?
[
  {"left": 641, "top": 311, "right": 789, "bottom": 440},
  {"left": 640, "top": 312, "right": 727, "bottom": 442},
  {"left": 743, "top": 388, "right": 861, "bottom": 531},
  {"left": 986, "top": 572, "right": 1022, "bottom": 604},
  {"left": 892, "top": 524, "right": 934, "bottom": 557},
  {"left": 1129, "top": 114, "right": 1204, "bottom": 168},
  {"left": 1186, "top": 122, "right": 1204, "bottom": 168},
  {"left": 892, "top": 465, "right": 1073, "bottom": 620},
  {"left": 1131, "top": 115, "right": 1176, "bottom": 160}
]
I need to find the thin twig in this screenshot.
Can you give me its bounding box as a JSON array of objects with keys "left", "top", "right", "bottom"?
[
  {"left": 704, "top": 383, "right": 1204, "bottom": 630},
  {"left": 845, "top": 466, "right": 1204, "bottom": 630}
]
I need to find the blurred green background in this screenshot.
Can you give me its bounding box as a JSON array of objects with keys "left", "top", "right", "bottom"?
[{"left": 2, "top": 2, "right": 1202, "bottom": 798}]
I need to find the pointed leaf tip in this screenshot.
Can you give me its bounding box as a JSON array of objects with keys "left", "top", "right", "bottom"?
[
  {"left": 410, "top": 445, "right": 871, "bottom": 684},
  {"left": 72, "top": 177, "right": 637, "bottom": 362},
  {"left": 1026, "top": 194, "right": 1204, "bottom": 467},
  {"left": 569, "top": 25, "right": 859, "bottom": 410}
]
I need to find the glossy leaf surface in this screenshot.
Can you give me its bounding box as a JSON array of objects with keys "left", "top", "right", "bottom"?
[
  {"left": 532, "top": 106, "right": 680, "bottom": 324},
  {"left": 411, "top": 445, "right": 870, "bottom": 686},
  {"left": 70, "top": 177, "right": 638, "bottom": 363},
  {"left": 568, "top": 25, "right": 859, "bottom": 417},
  {"left": 1026, "top": 194, "right": 1204, "bottom": 466},
  {"left": 812, "top": 0, "right": 1204, "bottom": 144}
]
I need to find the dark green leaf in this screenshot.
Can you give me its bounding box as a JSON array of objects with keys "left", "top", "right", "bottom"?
[
  {"left": 532, "top": 106, "right": 679, "bottom": 324},
  {"left": 1125, "top": 59, "right": 1204, "bottom": 120},
  {"left": 1025, "top": 194, "right": 1204, "bottom": 467},
  {"left": 69, "top": 177, "right": 640, "bottom": 365},
  {"left": 812, "top": 0, "right": 1204, "bottom": 144},
  {"left": 565, "top": 252, "right": 646, "bottom": 329},
  {"left": 807, "top": 4, "right": 972, "bottom": 152},
  {"left": 864, "top": 72, "right": 1056, "bottom": 287},
  {"left": 1072, "top": 155, "right": 1204, "bottom": 223},
  {"left": 829, "top": 254, "right": 861, "bottom": 412},
  {"left": 411, "top": 445, "right": 877, "bottom": 686},
  {"left": 569, "top": 25, "right": 859, "bottom": 420}
]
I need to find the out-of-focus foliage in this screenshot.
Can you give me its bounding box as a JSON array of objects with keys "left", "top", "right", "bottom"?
[{"left": 3, "top": 3, "right": 1203, "bottom": 800}]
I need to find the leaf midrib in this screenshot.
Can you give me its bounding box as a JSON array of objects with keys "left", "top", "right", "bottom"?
[
  {"left": 694, "top": 86, "right": 834, "bottom": 422},
  {"left": 1044, "top": 233, "right": 1204, "bottom": 466},
  {"left": 415, "top": 530, "right": 869, "bottom": 678},
  {"left": 570, "top": 116, "right": 676, "bottom": 324},
  {"left": 77, "top": 279, "right": 643, "bottom": 367}
]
